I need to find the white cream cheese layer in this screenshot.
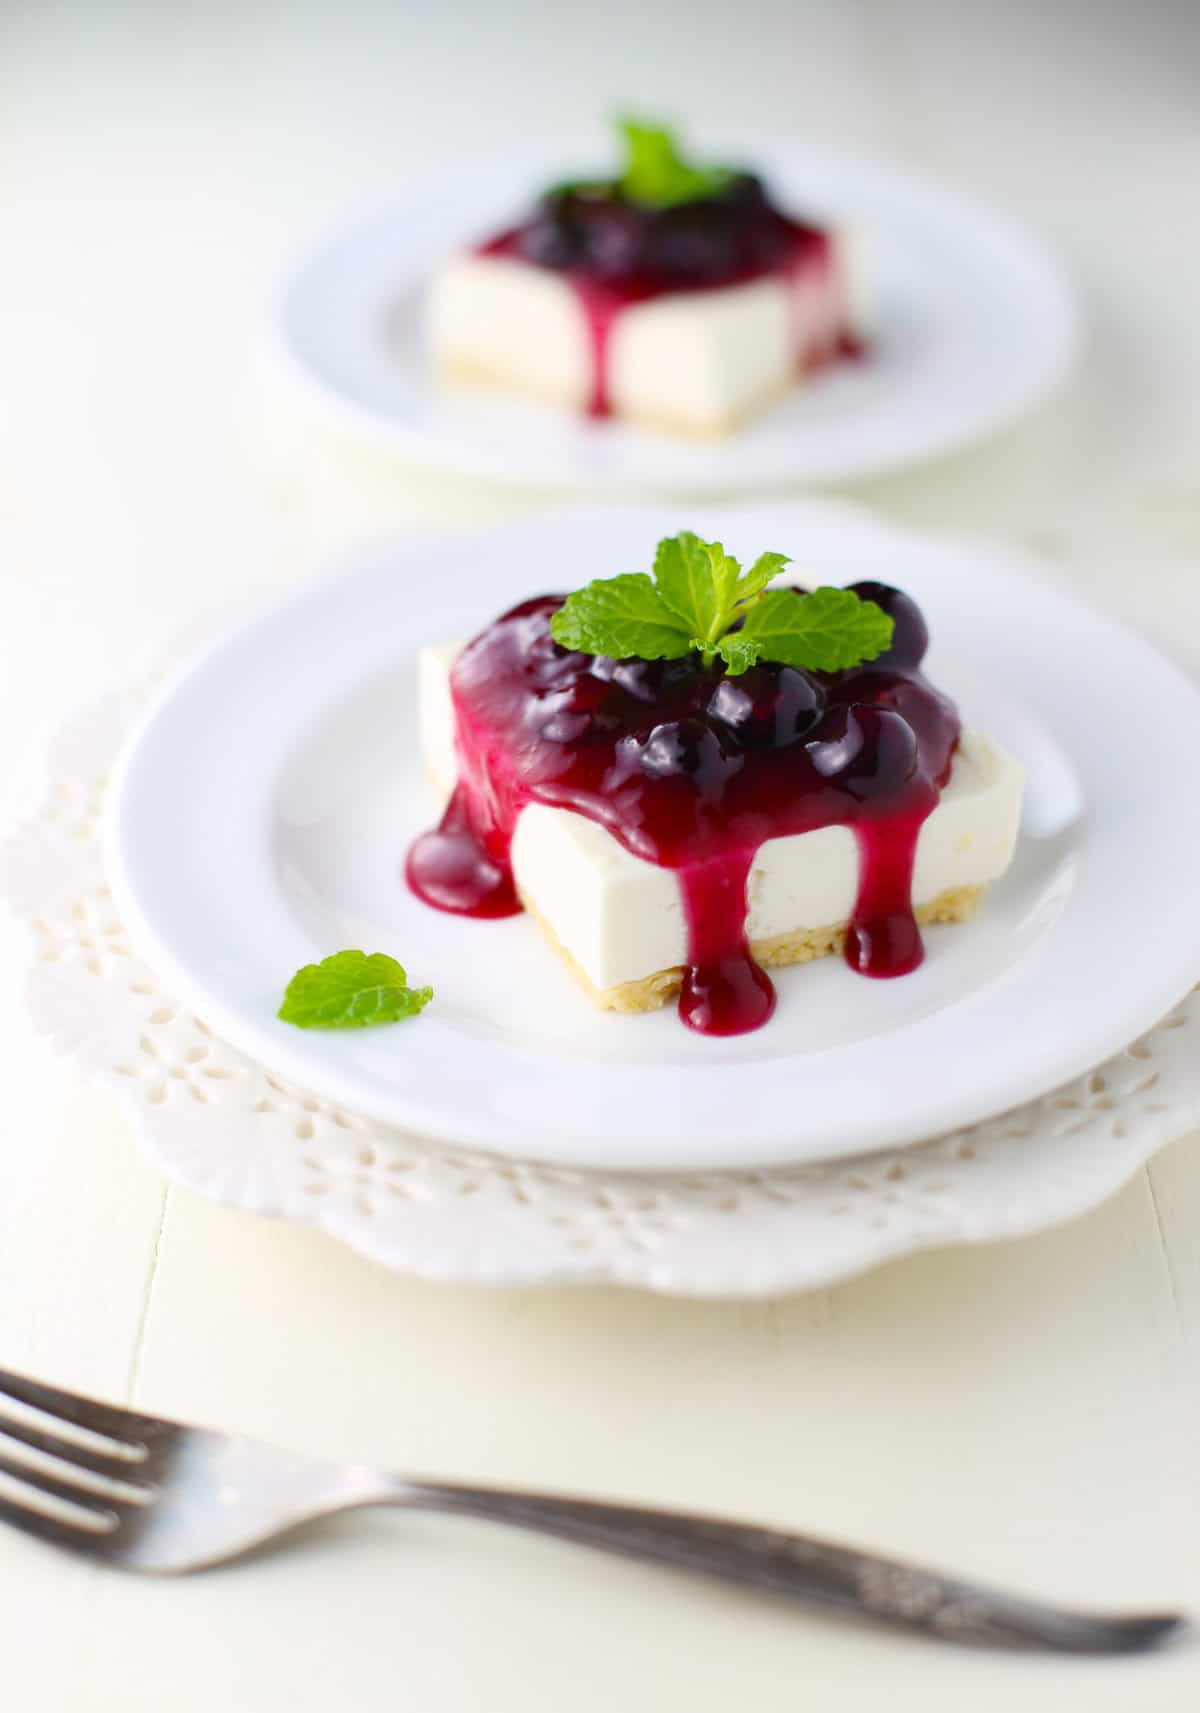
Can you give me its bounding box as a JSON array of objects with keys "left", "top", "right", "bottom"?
[
  {"left": 417, "top": 643, "right": 1024, "bottom": 993},
  {"left": 428, "top": 229, "right": 867, "bottom": 433}
]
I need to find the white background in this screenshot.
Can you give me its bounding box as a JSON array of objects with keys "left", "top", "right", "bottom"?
[{"left": 2, "top": 1, "right": 1200, "bottom": 1706}]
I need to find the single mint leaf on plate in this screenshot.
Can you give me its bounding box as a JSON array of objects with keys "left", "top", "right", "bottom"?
[
  {"left": 618, "top": 119, "right": 733, "bottom": 209},
  {"left": 550, "top": 572, "right": 693, "bottom": 660},
  {"left": 279, "top": 951, "right": 433, "bottom": 1030},
  {"left": 741, "top": 586, "right": 894, "bottom": 673}
]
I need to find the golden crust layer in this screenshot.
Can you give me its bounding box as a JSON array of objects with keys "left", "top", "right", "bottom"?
[{"left": 518, "top": 884, "right": 987, "bottom": 1016}]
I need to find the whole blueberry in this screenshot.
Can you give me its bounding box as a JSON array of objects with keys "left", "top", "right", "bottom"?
[
  {"left": 638, "top": 718, "right": 741, "bottom": 794},
  {"left": 846, "top": 581, "right": 929, "bottom": 670},
  {"left": 517, "top": 213, "right": 579, "bottom": 270},
  {"left": 611, "top": 655, "right": 698, "bottom": 705},
  {"left": 497, "top": 598, "right": 586, "bottom": 687},
  {"left": 645, "top": 206, "right": 741, "bottom": 279},
  {"left": 525, "top": 643, "right": 589, "bottom": 692},
  {"left": 611, "top": 658, "right": 664, "bottom": 703},
  {"left": 719, "top": 172, "right": 771, "bottom": 215},
  {"left": 806, "top": 705, "right": 919, "bottom": 801},
  {"left": 707, "top": 665, "right": 824, "bottom": 747}
]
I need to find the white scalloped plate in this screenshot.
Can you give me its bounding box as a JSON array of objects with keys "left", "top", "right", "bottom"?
[
  {"left": 273, "top": 137, "right": 1079, "bottom": 492},
  {"left": 103, "top": 503, "right": 1200, "bottom": 1173}
]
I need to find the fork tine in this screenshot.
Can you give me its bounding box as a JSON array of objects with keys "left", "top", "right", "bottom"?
[
  {"left": 0, "top": 1431, "right": 154, "bottom": 1505},
  {"left": 0, "top": 1480, "right": 117, "bottom": 1553},
  {"left": 0, "top": 1366, "right": 161, "bottom": 1445},
  {"left": 0, "top": 1412, "right": 149, "bottom": 1479},
  {"left": 0, "top": 1449, "right": 135, "bottom": 1518}
]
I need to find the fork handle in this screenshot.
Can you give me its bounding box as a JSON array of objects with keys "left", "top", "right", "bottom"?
[{"left": 353, "top": 1476, "right": 1177, "bottom": 1654}]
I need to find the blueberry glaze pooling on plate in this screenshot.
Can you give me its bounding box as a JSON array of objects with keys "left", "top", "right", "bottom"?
[
  {"left": 478, "top": 173, "right": 856, "bottom": 417},
  {"left": 406, "top": 584, "right": 960, "bottom": 1037}
]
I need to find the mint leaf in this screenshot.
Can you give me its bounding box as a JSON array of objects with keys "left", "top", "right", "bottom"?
[
  {"left": 704, "top": 540, "right": 743, "bottom": 631},
  {"left": 551, "top": 573, "right": 692, "bottom": 660},
  {"left": 741, "top": 587, "right": 894, "bottom": 673},
  {"left": 734, "top": 551, "right": 791, "bottom": 606},
  {"left": 716, "top": 633, "right": 762, "bottom": 676},
  {"left": 654, "top": 534, "right": 790, "bottom": 664},
  {"left": 618, "top": 119, "right": 733, "bottom": 209},
  {"left": 653, "top": 530, "right": 722, "bottom": 643},
  {"left": 279, "top": 951, "right": 433, "bottom": 1030}
]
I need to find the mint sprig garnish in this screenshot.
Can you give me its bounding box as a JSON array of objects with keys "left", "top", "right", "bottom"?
[
  {"left": 654, "top": 532, "right": 789, "bottom": 656},
  {"left": 617, "top": 119, "right": 733, "bottom": 209},
  {"left": 278, "top": 952, "right": 432, "bottom": 1030},
  {"left": 549, "top": 531, "right": 894, "bottom": 676}
]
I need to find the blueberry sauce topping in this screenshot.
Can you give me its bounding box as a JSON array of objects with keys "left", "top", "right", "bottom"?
[
  {"left": 477, "top": 173, "right": 856, "bottom": 417},
  {"left": 510, "top": 174, "right": 809, "bottom": 288},
  {"left": 406, "top": 586, "right": 960, "bottom": 1037}
]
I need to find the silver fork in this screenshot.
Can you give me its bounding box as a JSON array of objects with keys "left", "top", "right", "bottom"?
[{"left": 0, "top": 1364, "right": 1182, "bottom": 1654}]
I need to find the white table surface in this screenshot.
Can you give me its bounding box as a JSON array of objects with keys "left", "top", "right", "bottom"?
[{"left": 2, "top": 1, "right": 1200, "bottom": 1706}]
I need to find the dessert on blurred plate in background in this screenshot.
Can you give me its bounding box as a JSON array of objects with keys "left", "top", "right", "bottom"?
[{"left": 429, "top": 119, "right": 869, "bottom": 436}]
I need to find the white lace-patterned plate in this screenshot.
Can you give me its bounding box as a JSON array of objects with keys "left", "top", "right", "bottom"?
[
  {"left": 103, "top": 503, "right": 1200, "bottom": 1174},
  {"left": 273, "top": 137, "right": 1079, "bottom": 492},
  {"left": 2, "top": 673, "right": 1199, "bottom": 1296}
]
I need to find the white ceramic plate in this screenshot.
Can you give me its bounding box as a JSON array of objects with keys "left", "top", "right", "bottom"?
[
  {"left": 273, "top": 138, "right": 1080, "bottom": 493},
  {"left": 107, "top": 502, "right": 1200, "bottom": 1172}
]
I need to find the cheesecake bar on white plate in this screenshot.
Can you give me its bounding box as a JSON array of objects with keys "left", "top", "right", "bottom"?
[
  {"left": 429, "top": 119, "right": 869, "bottom": 438},
  {"left": 416, "top": 645, "right": 1023, "bottom": 1012},
  {"left": 405, "top": 536, "right": 1024, "bottom": 1037}
]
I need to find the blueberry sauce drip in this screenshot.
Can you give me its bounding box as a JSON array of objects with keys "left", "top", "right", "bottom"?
[
  {"left": 476, "top": 174, "right": 857, "bottom": 417},
  {"left": 406, "top": 585, "right": 960, "bottom": 1037}
]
